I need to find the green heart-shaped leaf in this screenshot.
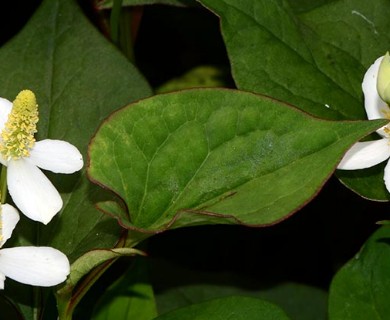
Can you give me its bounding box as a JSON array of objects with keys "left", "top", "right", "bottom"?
[{"left": 88, "top": 89, "right": 384, "bottom": 232}]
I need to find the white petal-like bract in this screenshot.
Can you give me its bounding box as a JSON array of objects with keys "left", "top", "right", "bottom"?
[
  {"left": 337, "top": 139, "right": 390, "bottom": 170},
  {"left": 0, "top": 272, "right": 5, "bottom": 289},
  {"left": 0, "top": 204, "right": 20, "bottom": 247},
  {"left": 29, "top": 139, "right": 83, "bottom": 174},
  {"left": 0, "top": 98, "right": 12, "bottom": 167},
  {"left": 0, "top": 246, "right": 69, "bottom": 287},
  {"left": 7, "top": 159, "right": 63, "bottom": 224},
  {"left": 384, "top": 160, "right": 390, "bottom": 193},
  {"left": 0, "top": 98, "right": 12, "bottom": 133}
]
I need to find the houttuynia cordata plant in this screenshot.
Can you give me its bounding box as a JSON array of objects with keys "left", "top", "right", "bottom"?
[{"left": 0, "top": 0, "right": 389, "bottom": 319}]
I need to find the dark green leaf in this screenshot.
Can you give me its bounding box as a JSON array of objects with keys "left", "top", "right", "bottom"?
[
  {"left": 0, "top": 0, "right": 151, "bottom": 255},
  {"left": 97, "top": 0, "right": 197, "bottom": 8},
  {"left": 91, "top": 257, "right": 157, "bottom": 320},
  {"left": 198, "top": 0, "right": 360, "bottom": 120},
  {"left": 157, "top": 282, "right": 327, "bottom": 320},
  {"left": 298, "top": 0, "right": 390, "bottom": 68},
  {"left": 153, "top": 296, "right": 290, "bottom": 320},
  {"left": 287, "top": 0, "right": 338, "bottom": 14},
  {"left": 197, "top": 0, "right": 390, "bottom": 200},
  {"left": 328, "top": 226, "right": 390, "bottom": 319},
  {"left": 336, "top": 164, "right": 390, "bottom": 201},
  {"left": 152, "top": 257, "right": 327, "bottom": 320},
  {"left": 0, "top": 0, "right": 151, "bottom": 316}
]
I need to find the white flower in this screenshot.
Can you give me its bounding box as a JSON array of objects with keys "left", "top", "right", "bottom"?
[
  {"left": 0, "top": 204, "right": 70, "bottom": 289},
  {"left": 0, "top": 90, "right": 83, "bottom": 224},
  {"left": 337, "top": 54, "right": 390, "bottom": 192}
]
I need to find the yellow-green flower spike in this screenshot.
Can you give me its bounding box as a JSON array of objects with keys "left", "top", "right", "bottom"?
[
  {"left": 0, "top": 90, "right": 38, "bottom": 160},
  {"left": 377, "top": 52, "right": 390, "bottom": 104}
]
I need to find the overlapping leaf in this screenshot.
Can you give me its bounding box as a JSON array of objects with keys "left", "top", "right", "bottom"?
[
  {"left": 328, "top": 225, "right": 390, "bottom": 319},
  {"left": 91, "top": 257, "right": 157, "bottom": 320},
  {"left": 199, "top": 0, "right": 390, "bottom": 119},
  {"left": 88, "top": 89, "right": 384, "bottom": 232},
  {"left": 153, "top": 296, "right": 291, "bottom": 320},
  {"left": 198, "top": 0, "right": 390, "bottom": 200},
  {"left": 156, "top": 282, "right": 327, "bottom": 320}
]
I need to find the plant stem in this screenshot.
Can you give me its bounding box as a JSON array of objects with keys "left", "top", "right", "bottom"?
[
  {"left": 32, "top": 287, "right": 42, "bottom": 320},
  {"left": 0, "top": 166, "right": 7, "bottom": 203},
  {"left": 110, "top": 0, "right": 123, "bottom": 45}
]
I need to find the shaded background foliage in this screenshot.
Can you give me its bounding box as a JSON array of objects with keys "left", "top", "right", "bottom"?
[
  {"left": 1, "top": 1, "right": 390, "bottom": 319},
  {"left": 94, "top": 0, "right": 389, "bottom": 289}
]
